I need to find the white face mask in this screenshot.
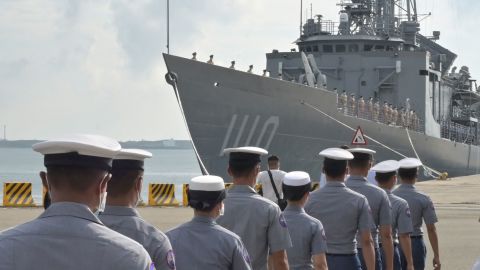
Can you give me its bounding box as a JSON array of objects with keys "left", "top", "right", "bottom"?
[
  {"left": 219, "top": 203, "right": 225, "bottom": 216},
  {"left": 96, "top": 192, "right": 107, "bottom": 214},
  {"left": 135, "top": 189, "right": 142, "bottom": 207}
]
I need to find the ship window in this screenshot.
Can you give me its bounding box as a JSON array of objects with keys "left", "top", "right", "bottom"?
[
  {"left": 375, "top": 45, "right": 385, "bottom": 51},
  {"left": 313, "top": 45, "right": 319, "bottom": 52},
  {"left": 335, "top": 44, "right": 346, "bottom": 52},
  {"left": 419, "top": 70, "right": 429, "bottom": 76},
  {"left": 348, "top": 44, "right": 359, "bottom": 52},
  {"left": 361, "top": 81, "right": 367, "bottom": 86},
  {"left": 323, "top": 45, "right": 333, "bottom": 53},
  {"left": 306, "top": 46, "right": 312, "bottom": 52},
  {"left": 364, "top": 44, "right": 373, "bottom": 51},
  {"left": 214, "top": 82, "right": 220, "bottom": 87}
]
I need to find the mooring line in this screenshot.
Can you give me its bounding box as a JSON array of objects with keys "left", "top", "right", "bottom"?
[{"left": 301, "top": 100, "right": 441, "bottom": 177}]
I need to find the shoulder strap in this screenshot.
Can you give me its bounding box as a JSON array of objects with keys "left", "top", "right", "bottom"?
[{"left": 267, "top": 170, "right": 281, "bottom": 200}]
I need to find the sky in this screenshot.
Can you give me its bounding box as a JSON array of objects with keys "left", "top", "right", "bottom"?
[{"left": 0, "top": 0, "right": 479, "bottom": 141}]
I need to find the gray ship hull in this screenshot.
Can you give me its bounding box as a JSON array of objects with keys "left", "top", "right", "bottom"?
[{"left": 164, "top": 54, "right": 480, "bottom": 180}]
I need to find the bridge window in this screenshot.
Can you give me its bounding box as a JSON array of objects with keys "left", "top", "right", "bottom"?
[
  {"left": 323, "top": 45, "right": 333, "bottom": 53},
  {"left": 313, "top": 45, "right": 319, "bottom": 52},
  {"left": 306, "top": 46, "right": 312, "bottom": 52},
  {"left": 335, "top": 44, "right": 346, "bottom": 53},
  {"left": 375, "top": 45, "right": 385, "bottom": 51},
  {"left": 348, "top": 44, "right": 359, "bottom": 52},
  {"left": 364, "top": 44, "right": 373, "bottom": 51}
]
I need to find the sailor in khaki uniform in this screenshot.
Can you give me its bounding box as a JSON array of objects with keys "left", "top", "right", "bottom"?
[
  {"left": 346, "top": 148, "right": 394, "bottom": 270},
  {"left": 371, "top": 160, "right": 414, "bottom": 270},
  {"left": 282, "top": 171, "right": 328, "bottom": 270},
  {"left": 393, "top": 158, "right": 440, "bottom": 270},
  {"left": 217, "top": 147, "right": 292, "bottom": 270},
  {"left": 167, "top": 175, "right": 252, "bottom": 270},
  {"left": 99, "top": 149, "right": 175, "bottom": 270},
  {"left": 0, "top": 134, "right": 153, "bottom": 270},
  {"left": 305, "top": 148, "right": 375, "bottom": 270}
]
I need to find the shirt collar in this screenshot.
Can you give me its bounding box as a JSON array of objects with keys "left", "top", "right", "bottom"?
[
  {"left": 347, "top": 175, "right": 368, "bottom": 182},
  {"left": 398, "top": 183, "right": 416, "bottom": 189},
  {"left": 192, "top": 215, "right": 216, "bottom": 225},
  {"left": 324, "top": 181, "right": 346, "bottom": 187},
  {"left": 284, "top": 204, "right": 305, "bottom": 213},
  {"left": 228, "top": 184, "right": 257, "bottom": 194},
  {"left": 100, "top": 205, "right": 140, "bottom": 217},
  {"left": 382, "top": 188, "right": 392, "bottom": 194},
  {"left": 39, "top": 202, "right": 103, "bottom": 225}
]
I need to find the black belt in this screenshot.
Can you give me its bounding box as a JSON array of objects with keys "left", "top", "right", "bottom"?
[
  {"left": 326, "top": 253, "right": 356, "bottom": 257},
  {"left": 411, "top": 235, "right": 423, "bottom": 239}
]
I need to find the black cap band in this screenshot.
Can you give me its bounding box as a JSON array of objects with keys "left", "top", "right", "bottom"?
[
  {"left": 112, "top": 160, "right": 145, "bottom": 171},
  {"left": 44, "top": 152, "right": 112, "bottom": 171}
]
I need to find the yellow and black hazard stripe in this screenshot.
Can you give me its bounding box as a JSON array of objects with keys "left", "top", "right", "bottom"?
[
  {"left": 311, "top": 183, "right": 320, "bottom": 191},
  {"left": 3, "top": 182, "right": 35, "bottom": 207},
  {"left": 148, "top": 184, "right": 179, "bottom": 206}
]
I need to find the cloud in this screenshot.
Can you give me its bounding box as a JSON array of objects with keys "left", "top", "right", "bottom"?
[{"left": 0, "top": 0, "right": 478, "bottom": 141}]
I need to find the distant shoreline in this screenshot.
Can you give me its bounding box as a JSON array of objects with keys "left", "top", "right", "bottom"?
[{"left": 0, "top": 139, "right": 193, "bottom": 150}]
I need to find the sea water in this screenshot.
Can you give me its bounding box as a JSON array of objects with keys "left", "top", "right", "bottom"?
[{"left": 0, "top": 147, "right": 201, "bottom": 205}]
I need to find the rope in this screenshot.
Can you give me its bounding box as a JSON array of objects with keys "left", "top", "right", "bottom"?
[
  {"left": 405, "top": 127, "right": 440, "bottom": 178},
  {"left": 301, "top": 100, "right": 442, "bottom": 177},
  {"left": 166, "top": 72, "right": 210, "bottom": 175}
]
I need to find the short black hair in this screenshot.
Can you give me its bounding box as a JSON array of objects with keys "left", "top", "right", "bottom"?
[
  {"left": 229, "top": 153, "right": 260, "bottom": 178},
  {"left": 398, "top": 167, "right": 417, "bottom": 180},
  {"left": 348, "top": 153, "right": 372, "bottom": 169},
  {"left": 268, "top": 155, "right": 279, "bottom": 162},
  {"left": 323, "top": 158, "right": 347, "bottom": 179},
  {"left": 107, "top": 169, "right": 143, "bottom": 197},
  {"left": 282, "top": 184, "right": 311, "bottom": 201},
  {"left": 340, "top": 145, "right": 350, "bottom": 150},
  {"left": 375, "top": 171, "right": 396, "bottom": 184},
  {"left": 46, "top": 166, "right": 106, "bottom": 192}
]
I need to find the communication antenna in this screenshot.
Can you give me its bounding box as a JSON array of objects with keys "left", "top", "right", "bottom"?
[
  {"left": 166, "top": 0, "right": 170, "bottom": 54},
  {"left": 300, "top": 0, "right": 303, "bottom": 36}
]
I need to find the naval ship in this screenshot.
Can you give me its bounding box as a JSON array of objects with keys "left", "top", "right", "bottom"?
[{"left": 164, "top": 0, "right": 480, "bottom": 180}]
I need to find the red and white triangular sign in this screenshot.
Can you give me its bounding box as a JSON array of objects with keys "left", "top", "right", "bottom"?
[{"left": 351, "top": 126, "right": 368, "bottom": 145}]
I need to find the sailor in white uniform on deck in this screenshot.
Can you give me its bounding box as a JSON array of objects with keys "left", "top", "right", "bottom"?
[
  {"left": 167, "top": 175, "right": 252, "bottom": 270},
  {"left": 99, "top": 149, "right": 175, "bottom": 270},
  {"left": 0, "top": 134, "right": 153, "bottom": 270}
]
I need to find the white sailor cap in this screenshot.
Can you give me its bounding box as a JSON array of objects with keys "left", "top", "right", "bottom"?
[
  {"left": 319, "top": 148, "right": 354, "bottom": 160},
  {"left": 398, "top": 158, "right": 423, "bottom": 169},
  {"left": 188, "top": 175, "right": 226, "bottom": 210},
  {"left": 32, "top": 134, "right": 121, "bottom": 171},
  {"left": 283, "top": 171, "right": 311, "bottom": 186},
  {"left": 348, "top": 147, "right": 376, "bottom": 161},
  {"left": 223, "top": 146, "right": 268, "bottom": 156},
  {"left": 348, "top": 148, "right": 376, "bottom": 154},
  {"left": 190, "top": 175, "right": 225, "bottom": 191},
  {"left": 371, "top": 160, "right": 400, "bottom": 173},
  {"left": 113, "top": 149, "right": 152, "bottom": 171},
  {"left": 223, "top": 146, "right": 268, "bottom": 166}
]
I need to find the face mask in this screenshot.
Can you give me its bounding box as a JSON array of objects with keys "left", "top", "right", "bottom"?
[
  {"left": 96, "top": 192, "right": 107, "bottom": 215},
  {"left": 135, "top": 189, "right": 142, "bottom": 207},
  {"left": 219, "top": 203, "right": 225, "bottom": 216}
]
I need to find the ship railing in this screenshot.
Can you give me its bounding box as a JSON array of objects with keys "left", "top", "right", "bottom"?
[
  {"left": 337, "top": 102, "right": 425, "bottom": 133},
  {"left": 440, "top": 121, "right": 477, "bottom": 145}
]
